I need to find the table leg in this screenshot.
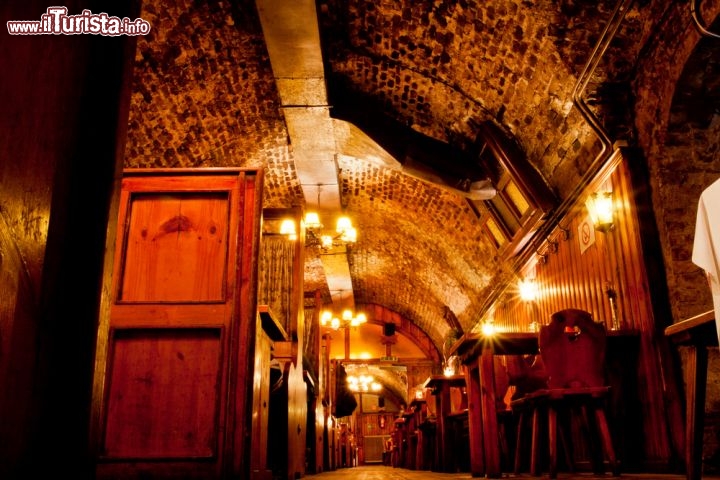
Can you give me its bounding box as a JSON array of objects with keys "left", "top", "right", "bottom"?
[
  {"left": 464, "top": 364, "right": 486, "bottom": 476},
  {"left": 479, "top": 348, "right": 501, "bottom": 478},
  {"left": 685, "top": 345, "right": 708, "bottom": 480}
]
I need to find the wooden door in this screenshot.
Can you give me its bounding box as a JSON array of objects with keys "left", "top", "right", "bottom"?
[{"left": 94, "top": 168, "right": 263, "bottom": 479}]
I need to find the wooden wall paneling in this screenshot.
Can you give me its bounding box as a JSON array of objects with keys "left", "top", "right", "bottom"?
[
  {"left": 581, "top": 211, "right": 601, "bottom": 321},
  {"left": 613, "top": 164, "right": 635, "bottom": 328},
  {"left": 103, "top": 328, "right": 223, "bottom": 458},
  {"left": 251, "top": 314, "right": 273, "bottom": 480},
  {"left": 550, "top": 239, "right": 569, "bottom": 323},
  {"left": 593, "top": 224, "right": 619, "bottom": 326},
  {"left": 2, "top": 3, "right": 135, "bottom": 476},
  {"left": 583, "top": 229, "right": 603, "bottom": 322},
  {"left": 618, "top": 159, "right": 680, "bottom": 466},
  {"left": 577, "top": 227, "right": 599, "bottom": 323},
  {"left": 542, "top": 245, "right": 554, "bottom": 319},
  {"left": 287, "top": 361, "right": 308, "bottom": 480},
  {"left": 231, "top": 170, "right": 264, "bottom": 477},
  {"left": 268, "top": 362, "right": 291, "bottom": 478},
  {"left": 566, "top": 225, "right": 583, "bottom": 310},
  {"left": 306, "top": 289, "right": 324, "bottom": 473}
]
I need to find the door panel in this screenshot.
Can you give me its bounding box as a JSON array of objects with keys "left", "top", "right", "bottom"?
[
  {"left": 103, "top": 328, "right": 222, "bottom": 459},
  {"left": 119, "top": 192, "right": 230, "bottom": 303}
]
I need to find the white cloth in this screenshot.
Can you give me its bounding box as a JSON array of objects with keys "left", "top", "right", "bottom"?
[{"left": 692, "top": 177, "right": 720, "bottom": 345}]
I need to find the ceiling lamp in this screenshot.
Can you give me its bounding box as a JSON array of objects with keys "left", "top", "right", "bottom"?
[{"left": 320, "top": 309, "right": 367, "bottom": 330}]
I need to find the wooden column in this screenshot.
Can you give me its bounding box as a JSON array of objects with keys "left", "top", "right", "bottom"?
[{"left": 479, "top": 348, "right": 501, "bottom": 478}]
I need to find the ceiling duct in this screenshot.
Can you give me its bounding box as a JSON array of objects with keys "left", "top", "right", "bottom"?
[{"left": 255, "top": 0, "right": 354, "bottom": 309}]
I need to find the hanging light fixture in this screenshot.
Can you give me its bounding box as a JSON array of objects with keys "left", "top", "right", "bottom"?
[
  {"left": 306, "top": 214, "right": 358, "bottom": 250},
  {"left": 337, "top": 216, "right": 357, "bottom": 244},
  {"left": 301, "top": 184, "right": 358, "bottom": 250},
  {"left": 290, "top": 215, "right": 357, "bottom": 249},
  {"left": 346, "top": 372, "right": 382, "bottom": 392},
  {"left": 320, "top": 308, "right": 367, "bottom": 330}
]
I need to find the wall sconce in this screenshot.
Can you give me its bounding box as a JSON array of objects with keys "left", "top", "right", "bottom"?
[
  {"left": 519, "top": 278, "right": 539, "bottom": 332},
  {"left": 585, "top": 191, "right": 615, "bottom": 233},
  {"left": 519, "top": 278, "right": 538, "bottom": 302},
  {"left": 481, "top": 320, "right": 496, "bottom": 336}
]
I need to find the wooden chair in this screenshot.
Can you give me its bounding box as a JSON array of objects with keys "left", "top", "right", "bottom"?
[
  {"left": 513, "top": 309, "right": 620, "bottom": 478},
  {"left": 508, "top": 354, "right": 548, "bottom": 475},
  {"left": 494, "top": 356, "right": 520, "bottom": 472}
]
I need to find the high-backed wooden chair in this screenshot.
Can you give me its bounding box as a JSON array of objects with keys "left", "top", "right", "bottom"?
[{"left": 514, "top": 309, "right": 619, "bottom": 478}]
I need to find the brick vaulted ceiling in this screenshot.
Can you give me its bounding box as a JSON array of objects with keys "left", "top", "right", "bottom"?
[{"left": 123, "top": 0, "right": 720, "bottom": 356}]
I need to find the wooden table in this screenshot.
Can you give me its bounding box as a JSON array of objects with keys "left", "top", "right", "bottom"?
[
  {"left": 452, "top": 329, "right": 639, "bottom": 479},
  {"left": 423, "top": 374, "right": 467, "bottom": 472},
  {"left": 665, "top": 310, "right": 717, "bottom": 480},
  {"left": 408, "top": 397, "right": 428, "bottom": 470},
  {"left": 452, "top": 332, "right": 538, "bottom": 478}
]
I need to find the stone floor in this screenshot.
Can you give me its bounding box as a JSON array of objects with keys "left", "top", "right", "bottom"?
[{"left": 302, "top": 464, "right": 720, "bottom": 480}]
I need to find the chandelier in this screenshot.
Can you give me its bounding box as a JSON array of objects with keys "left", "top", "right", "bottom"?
[
  {"left": 320, "top": 308, "right": 367, "bottom": 330},
  {"left": 301, "top": 184, "right": 358, "bottom": 250},
  {"left": 347, "top": 374, "right": 382, "bottom": 392},
  {"left": 304, "top": 214, "right": 357, "bottom": 250},
  {"left": 277, "top": 213, "right": 357, "bottom": 251}
]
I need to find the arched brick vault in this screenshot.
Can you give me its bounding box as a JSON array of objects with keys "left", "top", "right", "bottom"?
[
  {"left": 124, "top": 0, "right": 720, "bottom": 356},
  {"left": 362, "top": 303, "right": 442, "bottom": 363}
]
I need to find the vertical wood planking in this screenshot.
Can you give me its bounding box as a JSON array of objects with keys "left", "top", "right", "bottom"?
[{"left": 492, "top": 152, "right": 646, "bottom": 332}]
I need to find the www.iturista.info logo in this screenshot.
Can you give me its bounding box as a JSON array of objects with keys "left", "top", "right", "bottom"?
[{"left": 7, "top": 6, "right": 151, "bottom": 36}]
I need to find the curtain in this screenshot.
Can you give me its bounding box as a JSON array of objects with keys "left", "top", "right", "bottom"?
[{"left": 258, "top": 235, "right": 295, "bottom": 335}]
